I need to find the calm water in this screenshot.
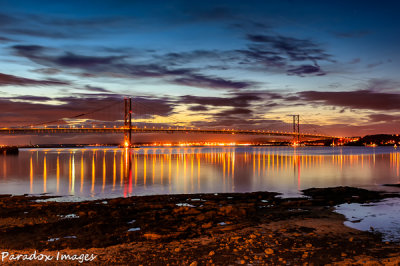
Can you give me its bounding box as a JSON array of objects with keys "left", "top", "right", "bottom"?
[
  {"left": 336, "top": 198, "right": 400, "bottom": 242},
  {"left": 1, "top": 146, "right": 400, "bottom": 200}
]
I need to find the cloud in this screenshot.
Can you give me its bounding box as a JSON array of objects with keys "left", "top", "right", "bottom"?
[
  {"left": 11, "top": 29, "right": 335, "bottom": 90},
  {"left": 287, "top": 64, "right": 325, "bottom": 76},
  {"left": 215, "top": 107, "right": 252, "bottom": 116},
  {"left": 160, "top": 50, "right": 233, "bottom": 66},
  {"left": 368, "top": 114, "right": 400, "bottom": 123},
  {"left": 190, "top": 117, "right": 289, "bottom": 131},
  {"left": 132, "top": 97, "right": 174, "bottom": 117},
  {"left": 31, "top": 68, "right": 62, "bottom": 75},
  {"left": 187, "top": 105, "right": 208, "bottom": 111},
  {"left": 156, "top": 34, "right": 331, "bottom": 78},
  {"left": 10, "top": 25, "right": 336, "bottom": 90},
  {"left": 12, "top": 45, "right": 50, "bottom": 64},
  {"left": 236, "top": 47, "right": 286, "bottom": 68},
  {"left": 12, "top": 45, "right": 255, "bottom": 90},
  {"left": 54, "top": 52, "right": 125, "bottom": 68},
  {"left": 298, "top": 90, "right": 400, "bottom": 111},
  {"left": 0, "top": 94, "right": 175, "bottom": 127},
  {"left": 367, "top": 61, "right": 384, "bottom": 69},
  {"left": 13, "top": 44, "right": 46, "bottom": 55},
  {"left": 179, "top": 92, "right": 263, "bottom": 108},
  {"left": 246, "top": 34, "right": 332, "bottom": 63},
  {"left": 365, "top": 78, "right": 400, "bottom": 92},
  {"left": 0, "top": 36, "right": 15, "bottom": 43},
  {"left": 8, "top": 95, "right": 53, "bottom": 102},
  {"left": 83, "top": 85, "right": 112, "bottom": 93},
  {"left": 13, "top": 46, "right": 124, "bottom": 68},
  {"left": 224, "top": 33, "right": 335, "bottom": 76},
  {"left": 0, "top": 72, "right": 69, "bottom": 86},
  {"left": 172, "top": 74, "right": 254, "bottom": 90},
  {"left": 179, "top": 91, "right": 293, "bottom": 130}
]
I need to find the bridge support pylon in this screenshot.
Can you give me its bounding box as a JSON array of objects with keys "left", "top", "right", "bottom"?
[
  {"left": 124, "top": 97, "right": 132, "bottom": 147},
  {"left": 289, "top": 115, "right": 300, "bottom": 145}
]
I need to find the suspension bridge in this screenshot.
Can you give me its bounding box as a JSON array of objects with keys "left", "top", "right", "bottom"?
[{"left": 0, "top": 98, "right": 344, "bottom": 146}]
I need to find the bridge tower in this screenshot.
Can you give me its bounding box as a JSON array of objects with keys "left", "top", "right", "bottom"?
[
  {"left": 289, "top": 115, "right": 300, "bottom": 144},
  {"left": 124, "top": 97, "right": 132, "bottom": 147}
]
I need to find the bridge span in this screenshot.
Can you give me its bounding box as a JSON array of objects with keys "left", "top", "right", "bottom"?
[
  {"left": 0, "top": 98, "right": 345, "bottom": 145},
  {"left": 0, "top": 127, "right": 339, "bottom": 140}
]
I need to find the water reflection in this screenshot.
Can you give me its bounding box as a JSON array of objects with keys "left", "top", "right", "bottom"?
[
  {"left": 1, "top": 147, "right": 400, "bottom": 199},
  {"left": 43, "top": 153, "right": 47, "bottom": 193}
]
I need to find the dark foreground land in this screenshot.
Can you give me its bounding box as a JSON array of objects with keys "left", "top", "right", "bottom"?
[{"left": 0, "top": 187, "right": 400, "bottom": 265}]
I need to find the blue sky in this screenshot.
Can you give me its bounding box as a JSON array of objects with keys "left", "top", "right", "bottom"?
[{"left": 1, "top": 0, "right": 400, "bottom": 141}]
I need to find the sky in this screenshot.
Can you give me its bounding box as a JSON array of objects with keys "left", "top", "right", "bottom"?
[{"left": 0, "top": 0, "right": 400, "bottom": 144}]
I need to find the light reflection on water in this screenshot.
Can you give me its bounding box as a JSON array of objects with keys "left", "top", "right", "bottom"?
[{"left": 0, "top": 146, "right": 400, "bottom": 199}]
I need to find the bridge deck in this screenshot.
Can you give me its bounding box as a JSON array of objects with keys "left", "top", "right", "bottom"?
[{"left": 0, "top": 127, "right": 339, "bottom": 139}]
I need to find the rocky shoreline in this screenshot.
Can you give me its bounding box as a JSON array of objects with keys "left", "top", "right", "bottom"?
[{"left": 0, "top": 187, "right": 399, "bottom": 265}]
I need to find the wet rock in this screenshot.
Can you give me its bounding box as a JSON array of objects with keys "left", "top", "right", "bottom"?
[
  {"left": 265, "top": 248, "right": 274, "bottom": 255},
  {"left": 219, "top": 205, "right": 233, "bottom": 215},
  {"left": 196, "top": 214, "right": 206, "bottom": 221},
  {"left": 144, "top": 233, "right": 163, "bottom": 240},
  {"left": 202, "top": 222, "right": 212, "bottom": 229},
  {"left": 302, "top": 186, "right": 384, "bottom": 205}
]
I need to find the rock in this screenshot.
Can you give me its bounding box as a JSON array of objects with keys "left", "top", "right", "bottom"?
[
  {"left": 196, "top": 214, "right": 206, "bottom": 221},
  {"left": 202, "top": 222, "right": 212, "bottom": 229},
  {"left": 265, "top": 248, "right": 274, "bottom": 255},
  {"left": 186, "top": 208, "right": 200, "bottom": 215},
  {"left": 209, "top": 251, "right": 215, "bottom": 256},
  {"left": 219, "top": 225, "right": 238, "bottom": 231},
  {"left": 189, "top": 262, "right": 198, "bottom": 266},
  {"left": 144, "top": 233, "right": 162, "bottom": 240},
  {"left": 219, "top": 205, "right": 233, "bottom": 215}
]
